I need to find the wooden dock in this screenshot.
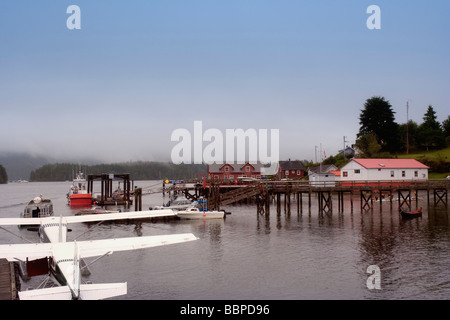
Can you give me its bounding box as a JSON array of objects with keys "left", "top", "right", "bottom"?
[
  {"left": 170, "top": 179, "right": 449, "bottom": 214},
  {"left": 87, "top": 173, "right": 134, "bottom": 207},
  {"left": 0, "top": 259, "right": 20, "bottom": 300}
]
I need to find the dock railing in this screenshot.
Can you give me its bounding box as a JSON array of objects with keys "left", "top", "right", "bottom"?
[
  {"left": 179, "top": 178, "right": 448, "bottom": 209},
  {"left": 201, "top": 178, "right": 449, "bottom": 195}
]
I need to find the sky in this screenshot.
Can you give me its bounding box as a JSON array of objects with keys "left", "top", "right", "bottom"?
[{"left": 1, "top": 0, "right": 449, "bottom": 164}]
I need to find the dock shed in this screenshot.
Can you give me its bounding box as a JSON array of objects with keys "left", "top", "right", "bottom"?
[{"left": 340, "top": 159, "right": 429, "bottom": 182}]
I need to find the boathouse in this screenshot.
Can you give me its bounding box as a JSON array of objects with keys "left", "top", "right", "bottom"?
[
  {"left": 207, "top": 162, "right": 264, "bottom": 180},
  {"left": 340, "top": 159, "right": 429, "bottom": 182},
  {"left": 309, "top": 171, "right": 337, "bottom": 186},
  {"left": 279, "top": 160, "right": 305, "bottom": 179}
]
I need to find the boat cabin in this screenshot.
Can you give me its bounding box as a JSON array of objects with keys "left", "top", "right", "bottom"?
[{"left": 21, "top": 196, "right": 54, "bottom": 219}]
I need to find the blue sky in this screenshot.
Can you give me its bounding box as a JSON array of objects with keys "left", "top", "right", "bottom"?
[{"left": 1, "top": 0, "right": 449, "bottom": 163}]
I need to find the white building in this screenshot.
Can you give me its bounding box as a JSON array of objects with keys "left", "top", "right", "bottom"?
[
  {"left": 309, "top": 172, "right": 337, "bottom": 187},
  {"left": 340, "top": 159, "right": 428, "bottom": 182}
]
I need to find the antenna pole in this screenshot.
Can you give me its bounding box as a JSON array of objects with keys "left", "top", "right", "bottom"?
[{"left": 406, "top": 101, "right": 409, "bottom": 154}]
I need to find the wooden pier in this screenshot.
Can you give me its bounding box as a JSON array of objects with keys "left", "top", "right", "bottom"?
[
  {"left": 87, "top": 173, "right": 134, "bottom": 207},
  {"left": 0, "top": 259, "right": 20, "bottom": 300},
  {"left": 171, "top": 179, "right": 449, "bottom": 214}
]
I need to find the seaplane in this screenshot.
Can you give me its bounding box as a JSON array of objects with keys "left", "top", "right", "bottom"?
[{"left": 0, "top": 209, "right": 198, "bottom": 300}]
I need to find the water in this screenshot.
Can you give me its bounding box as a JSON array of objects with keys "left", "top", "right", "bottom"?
[{"left": 0, "top": 181, "right": 449, "bottom": 300}]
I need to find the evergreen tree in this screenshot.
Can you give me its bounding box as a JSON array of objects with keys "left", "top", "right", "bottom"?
[
  {"left": 358, "top": 96, "right": 400, "bottom": 153},
  {"left": 417, "top": 106, "right": 446, "bottom": 150},
  {"left": 442, "top": 115, "right": 450, "bottom": 138},
  {"left": 355, "top": 132, "right": 382, "bottom": 158}
]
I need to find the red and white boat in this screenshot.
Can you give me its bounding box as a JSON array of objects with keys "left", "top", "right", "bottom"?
[{"left": 67, "top": 171, "right": 92, "bottom": 207}]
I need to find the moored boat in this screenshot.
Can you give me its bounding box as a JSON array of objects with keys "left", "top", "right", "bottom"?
[
  {"left": 20, "top": 195, "right": 54, "bottom": 220},
  {"left": 400, "top": 207, "right": 423, "bottom": 219},
  {"left": 67, "top": 171, "right": 92, "bottom": 207},
  {"left": 153, "top": 195, "right": 193, "bottom": 211},
  {"left": 176, "top": 199, "right": 226, "bottom": 220},
  {"left": 176, "top": 207, "right": 225, "bottom": 220}
]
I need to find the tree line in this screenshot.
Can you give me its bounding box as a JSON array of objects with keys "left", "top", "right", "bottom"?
[
  {"left": 29, "top": 161, "right": 207, "bottom": 182},
  {"left": 0, "top": 165, "right": 7, "bottom": 184},
  {"left": 355, "top": 97, "right": 449, "bottom": 157}
]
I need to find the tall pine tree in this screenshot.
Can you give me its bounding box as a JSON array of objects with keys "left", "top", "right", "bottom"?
[
  {"left": 417, "top": 105, "right": 446, "bottom": 150},
  {"left": 358, "top": 96, "right": 400, "bottom": 154}
]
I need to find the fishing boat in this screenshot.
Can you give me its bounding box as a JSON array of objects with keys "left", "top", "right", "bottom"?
[
  {"left": 176, "top": 199, "right": 225, "bottom": 220},
  {"left": 153, "top": 195, "right": 193, "bottom": 211},
  {"left": 20, "top": 195, "right": 54, "bottom": 220},
  {"left": 400, "top": 207, "right": 423, "bottom": 219},
  {"left": 67, "top": 171, "right": 92, "bottom": 207}
]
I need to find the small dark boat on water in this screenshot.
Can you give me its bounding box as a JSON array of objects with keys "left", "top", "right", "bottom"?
[{"left": 400, "top": 207, "right": 423, "bottom": 219}]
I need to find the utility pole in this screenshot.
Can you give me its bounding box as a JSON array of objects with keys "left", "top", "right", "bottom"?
[
  {"left": 343, "top": 136, "right": 346, "bottom": 160},
  {"left": 315, "top": 145, "right": 318, "bottom": 163},
  {"left": 406, "top": 101, "right": 409, "bottom": 154}
]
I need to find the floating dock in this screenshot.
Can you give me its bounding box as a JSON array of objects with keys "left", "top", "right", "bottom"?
[
  {"left": 87, "top": 173, "right": 134, "bottom": 207},
  {"left": 0, "top": 259, "right": 20, "bottom": 300}
]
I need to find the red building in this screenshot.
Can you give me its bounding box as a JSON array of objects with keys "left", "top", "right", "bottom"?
[
  {"left": 207, "top": 162, "right": 264, "bottom": 180},
  {"left": 279, "top": 160, "right": 305, "bottom": 179}
]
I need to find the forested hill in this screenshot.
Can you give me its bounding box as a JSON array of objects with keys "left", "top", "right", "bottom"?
[{"left": 29, "top": 162, "right": 207, "bottom": 182}]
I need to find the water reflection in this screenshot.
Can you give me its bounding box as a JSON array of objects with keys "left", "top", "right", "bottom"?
[
  {"left": 250, "top": 195, "right": 450, "bottom": 299},
  {"left": 1, "top": 182, "right": 449, "bottom": 299}
]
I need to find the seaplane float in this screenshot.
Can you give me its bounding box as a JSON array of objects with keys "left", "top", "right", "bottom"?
[{"left": 0, "top": 210, "right": 197, "bottom": 300}]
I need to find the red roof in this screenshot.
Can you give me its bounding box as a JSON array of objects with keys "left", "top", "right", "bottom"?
[
  {"left": 352, "top": 159, "right": 428, "bottom": 169},
  {"left": 329, "top": 170, "right": 341, "bottom": 176}
]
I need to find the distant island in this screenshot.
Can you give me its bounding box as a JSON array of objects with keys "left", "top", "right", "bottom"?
[{"left": 29, "top": 161, "right": 207, "bottom": 182}]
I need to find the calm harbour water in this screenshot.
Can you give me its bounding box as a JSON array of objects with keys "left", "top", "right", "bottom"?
[{"left": 0, "top": 180, "right": 449, "bottom": 300}]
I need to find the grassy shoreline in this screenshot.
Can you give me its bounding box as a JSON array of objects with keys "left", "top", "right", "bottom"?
[{"left": 397, "top": 147, "right": 449, "bottom": 178}]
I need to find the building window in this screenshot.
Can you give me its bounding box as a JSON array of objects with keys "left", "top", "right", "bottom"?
[
  {"left": 297, "top": 170, "right": 301, "bottom": 175},
  {"left": 343, "top": 171, "right": 348, "bottom": 177},
  {"left": 224, "top": 175, "right": 228, "bottom": 179},
  {"left": 285, "top": 170, "right": 289, "bottom": 176},
  {"left": 390, "top": 171, "right": 394, "bottom": 178},
  {"left": 245, "top": 166, "right": 251, "bottom": 172},
  {"left": 224, "top": 166, "right": 229, "bottom": 172},
  {"left": 414, "top": 171, "right": 418, "bottom": 177},
  {"left": 229, "top": 175, "right": 234, "bottom": 179},
  {"left": 355, "top": 169, "right": 360, "bottom": 174},
  {"left": 402, "top": 171, "right": 406, "bottom": 177}
]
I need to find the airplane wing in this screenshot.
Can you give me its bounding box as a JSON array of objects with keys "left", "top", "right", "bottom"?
[
  {"left": 0, "top": 242, "right": 53, "bottom": 261},
  {"left": 0, "top": 217, "right": 50, "bottom": 226},
  {"left": 0, "top": 209, "right": 176, "bottom": 227},
  {"left": 0, "top": 232, "right": 197, "bottom": 261},
  {"left": 77, "top": 233, "right": 198, "bottom": 258},
  {"left": 63, "top": 209, "right": 177, "bottom": 224}
]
